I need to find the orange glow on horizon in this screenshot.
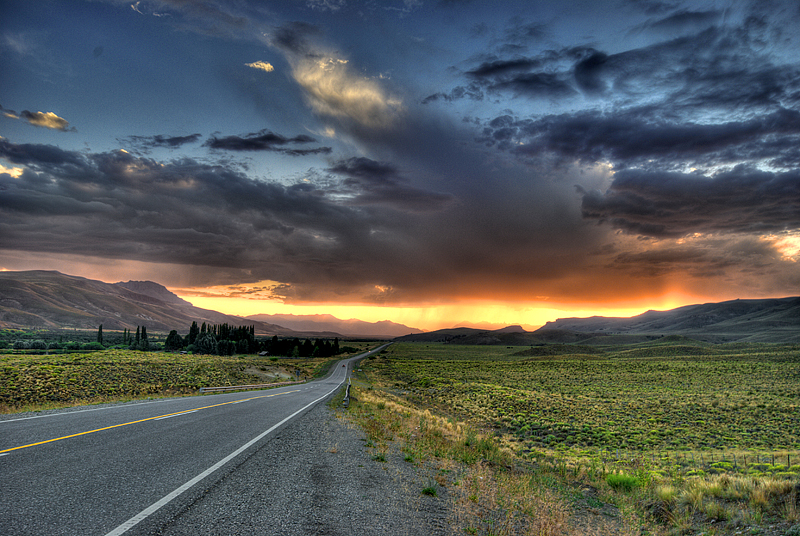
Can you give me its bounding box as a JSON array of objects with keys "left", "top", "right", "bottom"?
[{"left": 175, "top": 291, "right": 701, "bottom": 332}]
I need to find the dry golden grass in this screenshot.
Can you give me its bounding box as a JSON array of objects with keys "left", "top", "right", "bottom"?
[
  {"left": 345, "top": 386, "right": 646, "bottom": 536},
  {"left": 452, "top": 461, "right": 571, "bottom": 536}
]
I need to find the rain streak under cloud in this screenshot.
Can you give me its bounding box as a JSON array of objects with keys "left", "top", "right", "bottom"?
[{"left": 1, "top": 0, "right": 799, "bottom": 329}]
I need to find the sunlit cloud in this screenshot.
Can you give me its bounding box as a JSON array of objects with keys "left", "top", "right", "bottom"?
[
  {"left": 1, "top": 105, "right": 74, "bottom": 131},
  {"left": 245, "top": 60, "right": 274, "bottom": 73},
  {"left": 174, "top": 281, "right": 288, "bottom": 300},
  {"left": 19, "top": 110, "right": 74, "bottom": 131},
  {"left": 0, "top": 164, "right": 23, "bottom": 178},
  {"left": 292, "top": 54, "right": 403, "bottom": 129},
  {"left": 761, "top": 232, "right": 800, "bottom": 262}
]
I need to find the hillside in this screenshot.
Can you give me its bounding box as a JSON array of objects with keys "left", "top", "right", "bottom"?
[
  {"left": 396, "top": 297, "right": 800, "bottom": 344},
  {"left": 0, "top": 270, "right": 296, "bottom": 335},
  {"left": 541, "top": 297, "right": 800, "bottom": 343},
  {"left": 394, "top": 327, "right": 625, "bottom": 346},
  {"left": 246, "top": 313, "right": 422, "bottom": 338}
]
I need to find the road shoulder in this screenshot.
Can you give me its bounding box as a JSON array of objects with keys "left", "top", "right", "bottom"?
[{"left": 150, "top": 394, "right": 455, "bottom": 535}]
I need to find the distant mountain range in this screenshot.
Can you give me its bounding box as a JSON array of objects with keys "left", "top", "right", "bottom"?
[
  {"left": 0, "top": 270, "right": 419, "bottom": 338},
  {"left": 246, "top": 314, "right": 423, "bottom": 338},
  {"left": 395, "top": 297, "right": 800, "bottom": 344},
  {"left": 1, "top": 271, "right": 797, "bottom": 343}
]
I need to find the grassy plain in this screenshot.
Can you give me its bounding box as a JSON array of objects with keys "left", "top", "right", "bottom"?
[
  {"left": 0, "top": 347, "right": 374, "bottom": 412},
  {"left": 367, "top": 342, "right": 800, "bottom": 456},
  {"left": 349, "top": 341, "right": 800, "bottom": 535}
]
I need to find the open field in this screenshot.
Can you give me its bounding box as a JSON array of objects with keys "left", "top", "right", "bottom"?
[
  {"left": 0, "top": 345, "right": 374, "bottom": 412},
  {"left": 365, "top": 342, "right": 800, "bottom": 456},
  {"left": 350, "top": 341, "right": 800, "bottom": 535}
]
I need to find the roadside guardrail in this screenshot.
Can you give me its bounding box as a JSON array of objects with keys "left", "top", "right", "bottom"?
[{"left": 343, "top": 378, "right": 352, "bottom": 408}]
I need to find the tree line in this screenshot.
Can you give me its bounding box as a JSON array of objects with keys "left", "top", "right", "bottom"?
[
  {"left": 161, "top": 321, "right": 346, "bottom": 357},
  {"left": 5, "top": 324, "right": 350, "bottom": 358}
]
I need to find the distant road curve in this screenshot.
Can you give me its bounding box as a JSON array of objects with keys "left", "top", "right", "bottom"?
[{"left": 0, "top": 344, "right": 389, "bottom": 536}]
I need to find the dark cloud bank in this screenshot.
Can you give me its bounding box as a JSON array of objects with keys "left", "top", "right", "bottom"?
[
  {"left": 2, "top": 0, "right": 799, "bottom": 304},
  {"left": 430, "top": 5, "right": 800, "bottom": 245}
]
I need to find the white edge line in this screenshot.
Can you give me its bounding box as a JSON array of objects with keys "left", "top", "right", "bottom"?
[{"left": 103, "top": 366, "right": 348, "bottom": 536}]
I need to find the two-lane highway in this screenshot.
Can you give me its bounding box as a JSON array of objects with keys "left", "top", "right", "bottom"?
[{"left": 0, "top": 346, "right": 387, "bottom": 536}]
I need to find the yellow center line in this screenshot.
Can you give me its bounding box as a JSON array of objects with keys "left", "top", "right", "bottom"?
[{"left": 0, "top": 390, "right": 300, "bottom": 454}]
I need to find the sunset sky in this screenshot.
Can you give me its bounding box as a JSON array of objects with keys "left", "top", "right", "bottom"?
[{"left": 1, "top": 0, "right": 799, "bottom": 331}]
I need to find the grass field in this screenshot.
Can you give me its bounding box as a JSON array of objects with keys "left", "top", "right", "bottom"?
[
  {"left": 349, "top": 341, "right": 800, "bottom": 535},
  {"left": 0, "top": 347, "right": 371, "bottom": 412},
  {"left": 365, "top": 342, "right": 800, "bottom": 456}
]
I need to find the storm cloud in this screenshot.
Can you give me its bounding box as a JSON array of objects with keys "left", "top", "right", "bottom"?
[
  {"left": 1, "top": 0, "right": 799, "bottom": 312},
  {"left": 580, "top": 167, "right": 800, "bottom": 238},
  {"left": 118, "top": 133, "right": 202, "bottom": 153},
  {"left": 203, "top": 130, "right": 332, "bottom": 156}
]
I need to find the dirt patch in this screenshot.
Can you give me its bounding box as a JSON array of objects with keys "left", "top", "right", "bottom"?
[{"left": 243, "top": 365, "right": 293, "bottom": 382}]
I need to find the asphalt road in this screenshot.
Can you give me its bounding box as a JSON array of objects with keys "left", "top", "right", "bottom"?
[{"left": 0, "top": 346, "right": 387, "bottom": 536}]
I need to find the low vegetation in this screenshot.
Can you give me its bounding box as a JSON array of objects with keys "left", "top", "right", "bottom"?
[
  {"left": 0, "top": 338, "right": 376, "bottom": 412},
  {"left": 343, "top": 341, "right": 800, "bottom": 535},
  {"left": 5, "top": 328, "right": 798, "bottom": 534}
]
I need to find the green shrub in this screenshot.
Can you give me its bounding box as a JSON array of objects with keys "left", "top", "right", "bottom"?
[
  {"left": 606, "top": 472, "right": 642, "bottom": 491},
  {"left": 421, "top": 485, "right": 437, "bottom": 496}
]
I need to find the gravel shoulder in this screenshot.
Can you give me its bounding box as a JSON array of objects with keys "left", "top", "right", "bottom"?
[{"left": 150, "top": 392, "right": 456, "bottom": 536}]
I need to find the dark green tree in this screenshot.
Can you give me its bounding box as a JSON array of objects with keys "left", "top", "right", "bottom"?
[
  {"left": 217, "top": 339, "right": 234, "bottom": 356},
  {"left": 139, "top": 326, "right": 149, "bottom": 351},
  {"left": 97, "top": 324, "right": 103, "bottom": 345},
  {"left": 130, "top": 326, "right": 141, "bottom": 350},
  {"left": 164, "top": 330, "right": 184, "bottom": 352},
  {"left": 195, "top": 332, "right": 217, "bottom": 355},
  {"left": 187, "top": 321, "right": 199, "bottom": 345}
]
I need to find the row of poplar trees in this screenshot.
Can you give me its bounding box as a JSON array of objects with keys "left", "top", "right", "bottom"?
[
  {"left": 120, "top": 326, "right": 151, "bottom": 351},
  {"left": 112, "top": 322, "right": 343, "bottom": 357}
]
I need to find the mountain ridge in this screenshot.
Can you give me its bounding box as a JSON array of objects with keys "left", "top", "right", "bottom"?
[
  {"left": 0, "top": 270, "right": 295, "bottom": 335},
  {"left": 0, "top": 270, "right": 413, "bottom": 339},
  {"left": 395, "top": 296, "right": 800, "bottom": 344},
  {"left": 246, "top": 313, "right": 422, "bottom": 338},
  {"left": 2, "top": 271, "right": 797, "bottom": 343},
  {"left": 541, "top": 297, "right": 800, "bottom": 343}
]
